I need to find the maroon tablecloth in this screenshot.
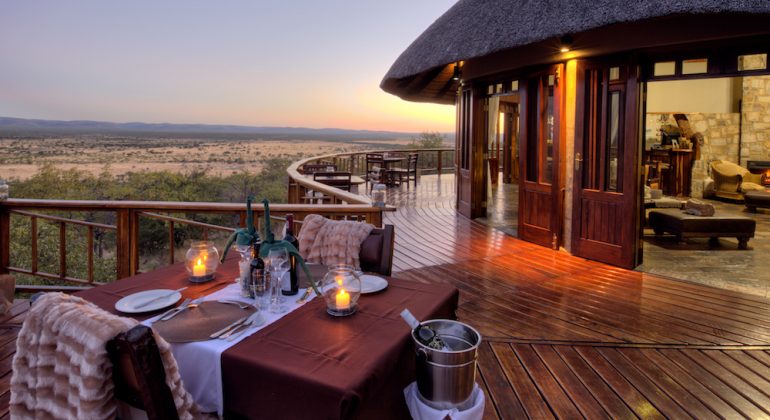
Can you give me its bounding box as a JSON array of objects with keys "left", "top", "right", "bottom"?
[{"left": 76, "top": 259, "right": 459, "bottom": 419}]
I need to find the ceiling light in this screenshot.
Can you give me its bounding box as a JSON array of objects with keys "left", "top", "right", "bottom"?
[
  {"left": 452, "top": 64, "right": 461, "bottom": 81},
  {"left": 559, "top": 35, "right": 573, "bottom": 53}
]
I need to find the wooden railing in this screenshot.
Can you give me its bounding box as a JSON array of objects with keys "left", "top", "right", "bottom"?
[
  {"left": 286, "top": 148, "right": 454, "bottom": 205},
  {"left": 0, "top": 198, "right": 384, "bottom": 292}
]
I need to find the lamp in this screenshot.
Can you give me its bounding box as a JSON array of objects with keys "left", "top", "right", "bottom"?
[
  {"left": 452, "top": 63, "right": 461, "bottom": 81},
  {"left": 559, "top": 35, "right": 573, "bottom": 53}
]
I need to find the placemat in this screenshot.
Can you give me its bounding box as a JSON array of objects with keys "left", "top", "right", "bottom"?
[{"left": 153, "top": 301, "right": 256, "bottom": 342}]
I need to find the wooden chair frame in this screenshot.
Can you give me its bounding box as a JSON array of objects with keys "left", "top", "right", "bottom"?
[
  {"left": 359, "top": 224, "right": 395, "bottom": 276},
  {"left": 107, "top": 325, "right": 180, "bottom": 420}
]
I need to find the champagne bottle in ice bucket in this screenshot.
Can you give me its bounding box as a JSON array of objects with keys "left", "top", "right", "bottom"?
[{"left": 400, "top": 309, "right": 448, "bottom": 350}]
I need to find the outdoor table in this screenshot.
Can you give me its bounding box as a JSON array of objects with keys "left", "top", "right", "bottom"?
[
  {"left": 305, "top": 174, "right": 366, "bottom": 193},
  {"left": 76, "top": 257, "right": 459, "bottom": 419}
]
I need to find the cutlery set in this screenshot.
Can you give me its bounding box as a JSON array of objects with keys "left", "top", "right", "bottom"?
[
  {"left": 157, "top": 297, "right": 202, "bottom": 321},
  {"left": 209, "top": 312, "right": 264, "bottom": 341}
]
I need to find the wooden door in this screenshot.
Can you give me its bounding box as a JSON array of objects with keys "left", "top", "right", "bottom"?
[
  {"left": 571, "top": 60, "right": 640, "bottom": 268},
  {"left": 456, "top": 86, "right": 486, "bottom": 218},
  {"left": 519, "top": 65, "right": 564, "bottom": 249}
]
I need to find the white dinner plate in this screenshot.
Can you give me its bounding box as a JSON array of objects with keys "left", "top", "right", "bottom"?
[
  {"left": 115, "top": 289, "right": 182, "bottom": 314},
  {"left": 360, "top": 275, "right": 388, "bottom": 294}
]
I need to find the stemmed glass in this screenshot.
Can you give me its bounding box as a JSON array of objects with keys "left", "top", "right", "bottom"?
[{"left": 267, "top": 248, "right": 289, "bottom": 313}]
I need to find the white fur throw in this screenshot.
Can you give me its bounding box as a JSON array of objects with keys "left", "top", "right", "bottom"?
[
  {"left": 11, "top": 292, "right": 204, "bottom": 420},
  {"left": 297, "top": 214, "right": 374, "bottom": 269}
]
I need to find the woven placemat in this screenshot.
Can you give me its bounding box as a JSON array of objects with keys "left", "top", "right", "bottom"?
[{"left": 153, "top": 301, "right": 256, "bottom": 343}]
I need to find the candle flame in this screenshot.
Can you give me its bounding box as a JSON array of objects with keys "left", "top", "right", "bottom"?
[{"left": 197, "top": 258, "right": 202, "bottom": 266}]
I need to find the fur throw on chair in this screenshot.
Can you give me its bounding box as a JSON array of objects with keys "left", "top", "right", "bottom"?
[
  {"left": 10, "top": 292, "right": 204, "bottom": 420},
  {"left": 297, "top": 214, "right": 374, "bottom": 269}
]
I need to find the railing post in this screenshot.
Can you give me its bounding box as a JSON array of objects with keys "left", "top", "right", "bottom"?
[
  {"left": 130, "top": 210, "right": 140, "bottom": 275},
  {"left": 116, "top": 209, "right": 132, "bottom": 279},
  {"left": 437, "top": 150, "right": 443, "bottom": 174},
  {"left": 371, "top": 208, "right": 383, "bottom": 228},
  {"left": 0, "top": 207, "right": 9, "bottom": 275}
]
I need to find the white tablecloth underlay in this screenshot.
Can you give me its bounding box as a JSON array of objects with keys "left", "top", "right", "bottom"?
[{"left": 142, "top": 280, "right": 315, "bottom": 415}]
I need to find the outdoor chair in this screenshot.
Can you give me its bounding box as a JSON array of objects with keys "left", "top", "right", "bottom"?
[
  {"left": 389, "top": 152, "right": 418, "bottom": 187},
  {"left": 365, "top": 153, "right": 385, "bottom": 189},
  {"left": 108, "top": 325, "right": 180, "bottom": 420},
  {"left": 313, "top": 171, "right": 352, "bottom": 192}
]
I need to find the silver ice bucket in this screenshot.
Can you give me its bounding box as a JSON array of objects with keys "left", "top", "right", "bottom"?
[{"left": 412, "top": 319, "right": 481, "bottom": 410}]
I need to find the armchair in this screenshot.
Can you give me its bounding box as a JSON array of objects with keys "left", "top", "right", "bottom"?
[{"left": 709, "top": 160, "right": 764, "bottom": 200}]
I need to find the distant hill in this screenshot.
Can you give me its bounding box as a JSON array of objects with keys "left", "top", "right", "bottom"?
[{"left": 0, "top": 116, "right": 454, "bottom": 142}]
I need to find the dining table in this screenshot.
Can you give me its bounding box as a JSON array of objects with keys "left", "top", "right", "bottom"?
[
  {"left": 76, "top": 256, "right": 459, "bottom": 419},
  {"left": 380, "top": 155, "right": 406, "bottom": 186}
]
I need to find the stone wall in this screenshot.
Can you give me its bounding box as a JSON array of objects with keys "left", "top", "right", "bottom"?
[
  {"left": 644, "top": 75, "right": 770, "bottom": 198},
  {"left": 688, "top": 113, "right": 741, "bottom": 197},
  {"left": 740, "top": 75, "right": 770, "bottom": 166},
  {"left": 645, "top": 113, "right": 740, "bottom": 198}
]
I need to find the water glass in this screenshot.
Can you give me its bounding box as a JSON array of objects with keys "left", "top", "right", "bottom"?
[
  {"left": 267, "top": 248, "right": 289, "bottom": 313},
  {"left": 252, "top": 270, "right": 270, "bottom": 309}
]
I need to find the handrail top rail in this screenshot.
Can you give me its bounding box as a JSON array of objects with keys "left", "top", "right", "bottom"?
[
  {"left": 0, "top": 198, "right": 387, "bottom": 213},
  {"left": 286, "top": 147, "right": 454, "bottom": 206}
]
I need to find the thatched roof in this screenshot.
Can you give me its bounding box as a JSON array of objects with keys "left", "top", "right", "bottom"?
[{"left": 381, "top": 0, "right": 770, "bottom": 104}]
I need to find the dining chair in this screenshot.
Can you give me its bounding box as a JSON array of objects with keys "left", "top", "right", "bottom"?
[
  {"left": 108, "top": 325, "right": 180, "bottom": 420},
  {"left": 313, "top": 171, "right": 352, "bottom": 192},
  {"left": 365, "top": 153, "right": 385, "bottom": 189},
  {"left": 359, "top": 224, "right": 395, "bottom": 276},
  {"left": 389, "top": 153, "right": 419, "bottom": 188}
]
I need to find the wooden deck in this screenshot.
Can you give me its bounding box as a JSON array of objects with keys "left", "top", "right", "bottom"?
[
  {"left": 2, "top": 174, "right": 770, "bottom": 418},
  {"left": 385, "top": 174, "right": 770, "bottom": 418}
]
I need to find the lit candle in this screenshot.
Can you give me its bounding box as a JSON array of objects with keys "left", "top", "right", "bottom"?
[
  {"left": 335, "top": 288, "right": 350, "bottom": 311},
  {"left": 193, "top": 258, "right": 206, "bottom": 277}
]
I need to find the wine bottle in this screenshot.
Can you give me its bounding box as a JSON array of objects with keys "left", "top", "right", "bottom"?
[
  {"left": 400, "top": 309, "right": 447, "bottom": 350},
  {"left": 248, "top": 236, "right": 265, "bottom": 298},
  {"left": 281, "top": 214, "right": 300, "bottom": 296}
]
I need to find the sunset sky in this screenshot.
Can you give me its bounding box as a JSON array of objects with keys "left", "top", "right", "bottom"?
[{"left": 0, "top": 1, "right": 457, "bottom": 133}]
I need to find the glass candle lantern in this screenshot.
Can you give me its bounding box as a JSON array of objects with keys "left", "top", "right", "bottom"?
[
  {"left": 372, "top": 183, "right": 387, "bottom": 208},
  {"left": 185, "top": 241, "right": 219, "bottom": 283},
  {"left": 320, "top": 265, "right": 362, "bottom": 316}
]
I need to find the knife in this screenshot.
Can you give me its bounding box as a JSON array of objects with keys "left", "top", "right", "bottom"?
[
  {"left": 223, "top": 312, "right": 264, "bottom": 341},
  {"left": 209, "top": 315, "right": 249, "bottom": 339},
  {"left": 134, "top": 287, "right": 188, "bottom": 309}
]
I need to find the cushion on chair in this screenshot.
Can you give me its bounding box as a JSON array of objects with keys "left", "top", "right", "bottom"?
[{"left": 740, "top": 182, "right": 765, "bottom": 192}]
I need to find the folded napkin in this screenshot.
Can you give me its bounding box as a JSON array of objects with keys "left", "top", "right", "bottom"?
[{"left": 298, "top": 214, "right": 374, "bottom": 269}]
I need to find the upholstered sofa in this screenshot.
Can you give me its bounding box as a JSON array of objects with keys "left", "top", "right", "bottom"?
[{"left": 709, "top": 160, "right": 764, "bottom": 200}]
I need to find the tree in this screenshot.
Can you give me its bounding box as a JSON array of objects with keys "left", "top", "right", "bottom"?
[{"left": 409, "top": 131, "right": 446, "bottom": 149}]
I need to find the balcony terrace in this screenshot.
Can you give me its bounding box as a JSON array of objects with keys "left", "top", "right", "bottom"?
[{"left": 1, "top": 148, "right": 770, "bottom": 418}]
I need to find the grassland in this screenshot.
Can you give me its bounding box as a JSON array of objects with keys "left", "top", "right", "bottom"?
[{"left": 0, "top": 135, "right": 412, "bottom": 180}]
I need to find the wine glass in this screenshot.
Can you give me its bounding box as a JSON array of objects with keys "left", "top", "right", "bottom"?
[{"left": 267, "top": 248, "right": 289, "bottom": 313}]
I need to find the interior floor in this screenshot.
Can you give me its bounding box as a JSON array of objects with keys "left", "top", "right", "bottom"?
[
  {"left": 476, "top": 172, "right": 519, "bottom": 237},
  {"left": 637, "top": 197, "right": 770, "bottom": 298}
]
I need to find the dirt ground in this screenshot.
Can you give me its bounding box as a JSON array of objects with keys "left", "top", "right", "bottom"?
[{"left": 0, "top": 136, "right": 412, "bottom": 180}]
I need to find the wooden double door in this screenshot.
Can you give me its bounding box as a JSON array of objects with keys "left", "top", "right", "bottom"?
[{"left": 456, "top": 60, "right": 640, "bottom": 268}]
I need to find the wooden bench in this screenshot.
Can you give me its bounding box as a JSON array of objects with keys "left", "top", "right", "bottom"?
[{"left": 648, "top": 208, "right": 755, "bottom": 249}]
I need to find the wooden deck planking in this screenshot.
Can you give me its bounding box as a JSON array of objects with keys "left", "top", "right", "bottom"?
[{"left": 2, "top": 175, "right": 770, "bottom": 417}]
